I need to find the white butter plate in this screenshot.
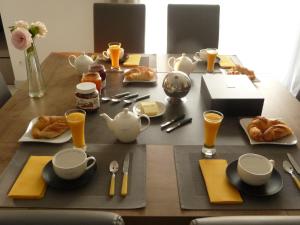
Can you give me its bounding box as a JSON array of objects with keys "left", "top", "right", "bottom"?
[
  {"left": 240, "top": 117, "right": 297, "bottom": 145},
  {"left": 18, "top": 117, "right": 72, "bottom": 143},
  {"left": 133, "top": 101, "right": 166, "bottom": 118}
]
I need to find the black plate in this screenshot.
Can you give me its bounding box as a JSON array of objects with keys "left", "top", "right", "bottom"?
[
  {"left": 226, "top": 160, "right": 283, "bottom": 196},
  {"left": 102, "top": 53, "right": 129, "bottom": 63},
  {"left": 42, "top": 158, "right": 97, "bottom": 190}
]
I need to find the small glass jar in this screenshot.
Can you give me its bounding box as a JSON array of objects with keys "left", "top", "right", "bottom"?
[
  {"left": 89, "top": 63, "right": 106, "bottom": 89},
  {"left": 81, "top": 72, "right": 102, "bottom": 92},
  {"left": 75, "top": 82, "right": 100, "bottom": 112}
]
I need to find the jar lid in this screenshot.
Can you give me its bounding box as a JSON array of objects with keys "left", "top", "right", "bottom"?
[{"left": 76, "top": 82, "right": 96, "bottom": 94}]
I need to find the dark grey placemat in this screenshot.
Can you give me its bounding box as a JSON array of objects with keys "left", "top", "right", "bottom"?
[
  {"left": 194, "top": 61, "right": 222, "bottom": 73},
  {"left": 174, "top": 145, "right": 300, "bottom": 210},
  {"left": 0, "top": 143, "right": 146, "bottom": 209}
]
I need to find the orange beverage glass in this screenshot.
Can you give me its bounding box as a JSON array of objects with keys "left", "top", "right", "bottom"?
[
  {"left": 108, "top": 42, "right": 121, "bottom": 70},
  {"left": 65, "top": 109, "right": 86, "bottom": 151},
  {"left": 206, "top": 48, "right": 218, "bottom": 73},
  {"left": 202, "top": 110, "right": 224, "bottom": 157}
]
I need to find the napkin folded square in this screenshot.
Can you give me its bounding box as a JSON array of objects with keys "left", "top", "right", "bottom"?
[
  {"left": 8, "top": 156, "right": 52, "bottom": 200},
  {"left": 123, "top": 54, "right": 141, "bottom": 66},
  {"left": 199, "top": 159, "right": 243, "bottom": 204},
  {"left": 218, "top": 55, "right": 236, "bottom": 68}
]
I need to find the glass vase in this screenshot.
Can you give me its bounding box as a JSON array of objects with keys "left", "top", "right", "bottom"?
[{"left": 24, "top": 42, "right": 46, "bottom": 98}]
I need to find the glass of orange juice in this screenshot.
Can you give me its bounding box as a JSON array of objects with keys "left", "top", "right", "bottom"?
[
  {"left": 108, "top": 42, "right": 121, "bottom": 70},
  {"left": 65, "top": 109, "right": 86, "bottom": 151},
  {"left": 202, "top": 110, "right": 224, "bottom": 157},
  {"left": 206, "top": 48, "right": 218, "bottom": 73}
]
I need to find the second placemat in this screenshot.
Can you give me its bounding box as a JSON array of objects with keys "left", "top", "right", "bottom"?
[{"left": 174, "top": 145, "right": 300, "bottom": 210}]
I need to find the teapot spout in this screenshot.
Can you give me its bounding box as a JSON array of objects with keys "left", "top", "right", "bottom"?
[{"left": 100, "top": 113, "right": 114, "bottom": 130}]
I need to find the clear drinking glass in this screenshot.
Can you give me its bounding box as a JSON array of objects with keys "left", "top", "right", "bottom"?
[
  {"left": 202, "top": 110, "right": 224, "bottom": 157},
  {"left": 206, "top": 48, "right": 218, "bottom": 73},
  {"left": 65, "top": 109, "right": 86, "bottom": 151},
  {"left": 108, "top": 42, "right": 121, "bottom": 70}
]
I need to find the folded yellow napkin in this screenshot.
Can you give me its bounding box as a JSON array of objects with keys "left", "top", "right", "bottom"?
[
  {"left": 218, "top": 55, "right": 236, "bottom": 68},
  {"left": 123, "top": 54, "right": 141, "bottom": 66},
  {"left": 8, "top": 156, "right": 52, "bottom": 199},
  {"left": 199, "top": 159, "right": 243, "bottom": 204}
]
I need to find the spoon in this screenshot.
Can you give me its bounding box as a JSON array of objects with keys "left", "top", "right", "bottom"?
[
  {"left": 283, "top": 160, "right": 300, "bottom": 189},
  {"left": 101, "top": 92, "right": 131, "bottom": 103},
  {"left": 111, "top": 93, "right": 139, "bottom": 103},
  {"left": 109, "top": 160, "right": 119, "bottom": 197},
  {"left": 124, "top": 94, "right": 150, "bottom": 105}
]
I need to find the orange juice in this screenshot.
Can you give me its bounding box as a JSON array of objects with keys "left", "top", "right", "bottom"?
[
  {"left": 66, "top": 110, "right": 86, "bottom": 149},
  {"left": 203, "top": 111, "right": 223, "bottom": 147},
  {"left": 108, "top": 42, "right": 121, "bottom": 69},
  {"left": 206, "top": 49, "right": 218, "bottom": 73}
]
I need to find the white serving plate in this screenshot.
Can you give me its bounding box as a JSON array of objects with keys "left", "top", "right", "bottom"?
[
  {"left": 239, "top": 117, "right": 297, "bottom": 145},
  {"left": 18, "top": 117, "right": 72, "bottom": 143},
  {"left": 133, "top": 101, "right": 166, "bottom": 118}
]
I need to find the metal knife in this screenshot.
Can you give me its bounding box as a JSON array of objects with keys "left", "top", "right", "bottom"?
[
  {"left": 123, "top": 93, "right": 139, "bottom": 99},
  {"left": 113, "top": 92, "right": 131, "bottom": 98},
  {"left": 121, "top": 153, "right": 130, "bottom": 196},
  {"left": 166, "top": 118, "right": 192, "bottom": 133},
  {"left": 287, "top": 153, "right": 300, "bottom": 174},
  {"left": 161, "top": 114, "right": 186, "bottom": 129},
  {"left": 283, "top": 160, "right": 300, "bottom": 190}
]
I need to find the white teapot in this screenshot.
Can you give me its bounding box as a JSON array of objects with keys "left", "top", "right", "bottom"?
[
  {"left": 68, "top": 53, "right": 94, "bottom": 74},
  {"left": 100, "top": 108, "right": 150, "bottom": 143},
  {"left": 168, "top": 53, "right": 197, "bottom": 75}
]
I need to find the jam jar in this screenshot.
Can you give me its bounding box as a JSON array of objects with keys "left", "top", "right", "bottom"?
[
  {"left": 89, "top": 63, "right": 106, "bottom": 89},
  {"left": 75, "top": 82, "right": 100, "bottom": 112},
  {"left": 81, "top": 72, "right": 102, "bottom": 92}
]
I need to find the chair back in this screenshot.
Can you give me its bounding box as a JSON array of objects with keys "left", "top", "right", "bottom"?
[
  {"left": 167, "top": 4, "right": 220, "bottom": 53},
  {"left": 0, "top": 72, "right": 11, "bottom": 107},
  {"left": 190, "top": 216, "right": 300, "bottom": 225},
  {"left": 93, "top": 3, "right": 145, "bottom": 53},
  {"left": 0, "top": 209, "right": 124, "bottom": 225}
]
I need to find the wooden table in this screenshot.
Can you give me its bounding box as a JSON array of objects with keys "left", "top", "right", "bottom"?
[{"left": 0, "top": 53, "right": 300, "bottom": 225}]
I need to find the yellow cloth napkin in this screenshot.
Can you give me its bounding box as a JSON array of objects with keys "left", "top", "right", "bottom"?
[
  {"left": 123, "top": 54, "right": 141, "bottom": 66},
  {"left": 8, "top": 156, "right": 52, "bottom": 199},
  {"left": 199, "top": 159, "right": 243, "bottom": 204},
  {"left": 218, "top": 55, "right": 236, "bottom": 68}
]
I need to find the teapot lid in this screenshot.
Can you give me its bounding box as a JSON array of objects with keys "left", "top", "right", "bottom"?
[{"left": 115, "top": 108, "right": 137, "bottom": 120}]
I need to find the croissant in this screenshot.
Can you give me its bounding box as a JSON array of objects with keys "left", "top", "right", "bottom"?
[
  {"left": 263, "top": 124, "right": 292, "bottom": 142},
  {"left": 247, "top": 116, "right": 292, "bottom": 142},
  {"left": 31, "top": 116, "right": 69, "bottom": 139},
  {"left": 124, "top": 66, "right": 154, "bottom": 81}
]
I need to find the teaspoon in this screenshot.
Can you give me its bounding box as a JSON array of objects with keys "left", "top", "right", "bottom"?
[
  {"left": 109, "top": 160, "right": 119, "bottom": 197},
  {"left": 124, "top": 94, "right": 150, "bottom": 105},
  {"left": 111, "top": 93, "right": 139, "bottom": 103},
  {"left": 101, "top": 92, "right": 130, "bottom": 102}
]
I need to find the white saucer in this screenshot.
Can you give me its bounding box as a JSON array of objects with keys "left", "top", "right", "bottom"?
[{"left": 133, "top": 101, "right": 166, "bottom": 118}]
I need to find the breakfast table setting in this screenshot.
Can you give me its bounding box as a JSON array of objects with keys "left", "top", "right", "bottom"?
[{"left": 0, "top": 42, "right": 300, "bottom": 225}]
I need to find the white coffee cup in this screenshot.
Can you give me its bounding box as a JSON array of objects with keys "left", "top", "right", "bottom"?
[
  {"left": 237, "top": 153, "right": 275, "bottom": 186},
  {"left": 102, "top": 48, "right": 124, "bottom": 59},
  {"left": 194, "top": 49, "right": 208, "bottom": 61},
  {"left": 52, "top": 149, "right": 96, "bottom": 180}
]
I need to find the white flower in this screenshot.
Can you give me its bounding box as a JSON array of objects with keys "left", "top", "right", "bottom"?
[
  {"left": 15, "top": 20, "right": 29, "bottom": 29},
  {"left": 31, "top": 21, "right": 47, "bottom": 37}
]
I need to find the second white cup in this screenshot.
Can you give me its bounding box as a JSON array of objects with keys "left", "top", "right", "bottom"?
[
  {"left": 237, "top": 153, "right": 274, "bottom": 186},
  {"left": 103, "top": 48, "right": 124, "bottom": 59},
  {"left": 52, "top": 148, "right": 96, "bottom": 180}
]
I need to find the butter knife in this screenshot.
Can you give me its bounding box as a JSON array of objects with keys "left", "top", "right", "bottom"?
[
  {"left": 166, "top": 118, "right": 192, "bottom": 133},
  {"left": 113, "top": 92, "right": 130, "bottom": 98},
  {"left": 121, "top": 153, "right": 130, "bottom": 196},
  {"left": 287, "top": 153, "right": 300, "bottom": 174},
  {"left": 161, "top": 114, "right": 186, "bottom": 129}
]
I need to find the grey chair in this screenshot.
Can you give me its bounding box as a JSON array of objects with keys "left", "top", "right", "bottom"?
[
  {"left": 0, "top": 209, "right": 124, "bottom": 225},
  {"left": 0, "top": 71, "right": 11, "bottom": 107},
  {"left": 93, "top": 3, "right": 145, "bottom": 53},
  {"left": 190, "top": 216, "right": 300, "bottom": 225},
  {"left": 167, "top": 4, "right": 220, "bottom": 53}
]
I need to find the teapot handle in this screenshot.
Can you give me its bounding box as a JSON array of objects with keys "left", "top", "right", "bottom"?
[
  {"left": 168, "top": 57, "right": 176, "bottom": 70},
  {"left": 139, "top": 114, "right": 150, "bottom": 133},
  {"left": 68, "top": 55, "right": 77, "bottom": 68}
]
